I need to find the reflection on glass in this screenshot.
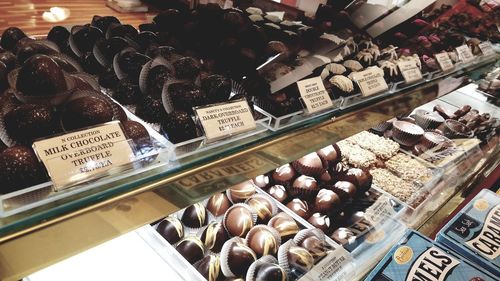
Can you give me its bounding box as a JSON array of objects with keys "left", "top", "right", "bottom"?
[{"left": 42, "top": 7, "right": 71, "bottom": 23}]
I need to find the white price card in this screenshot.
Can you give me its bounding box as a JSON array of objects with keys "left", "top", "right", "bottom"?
[
  {"left": 397, "top": 60, "right": 423, "bottom": 84},
  {"left": 478, "top": 42, "right": 495, "bottom": 56},
  {"left": 297, "top": 76, "right": 334, "bottom": 114},
  {"left": 350, "top": 67, "right": 388, "bottom": 97},
  {"left": 435, "top": 52, "right": 454, "bottom": 72},
  {"left": 32, "top": 121, "right": 135, "bottom": 190},
  {"left": 456, "top": 45, "right": 474, "bottom": 63},
  {"left": 195, "top": 99, "right": 256, "bottom": 143},
  {"left": 298, "top": 247, "right": 354, "bottom": 281}
]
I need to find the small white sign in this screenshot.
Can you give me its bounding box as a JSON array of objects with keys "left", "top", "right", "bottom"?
[
  {"left": 435, "top": 52, "right": 454, "bottom": 72},
  {"left": 350, "top": 67, "right": 388, "bottom": 97},
  {"left": 298, "top": 247, "right": 354, "bottom": 281},
  {"left": 456, "top": 45, "right": 474, "bottom": 63},
  {"left": 297, "top": 76, "right": 334, "bottom": 114},
  {"left": 365, "top": 195, "right": 398, "bottom": 225},
  {"left": 397, "top": 60, "right": 423, "bottom": 84},
  {"left": 478, "top": 42, "right": 495, "bottom": 56}
]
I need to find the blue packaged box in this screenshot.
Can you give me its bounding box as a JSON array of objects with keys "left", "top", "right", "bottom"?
[
  {"left": 436, "top": 189, "right": 499, "bottom": 276},
  {"left": 365, "top": 230, "right": 496, "bottom": 281}
]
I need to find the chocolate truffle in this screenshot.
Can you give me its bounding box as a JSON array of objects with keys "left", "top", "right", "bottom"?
[
  {"left": 253, "top": 174, "right": 270, "bottom": 189},
  {"left": 0, "top": 51, "right": 17, "bottom": 71},
  {"left": 307, "top": 213, "right": 331, "bottom": 233},
  {"left": 286, "top": 198, "right": 309, "bottom": 219},
  {"left": 226, "top": 180, "right": 256, "bottom": 203},
  {"left": 195, "top": 254, "right": 221, "bottom": 281},
  {"left": 1, "top": 27, "right": 27, "bottom": 51},
  {"left": 61, "top": 96, "right": 114, "bottom": 131},
  {"left": 220, "top": 237, "right": 257, "bottom": 277},
  {"left": 156, "top": 216, "right": 184, "bottom": 244},
  {"left": 245, "top": 225, "right": 280, "bottom": 257},
  {"left": 223, "top": 204, "right": 255, "bottom": 237},
  {"left": 329, "top": 75, "right": 354, "bottom": 97},
  {"left": 17, "top": 54, "right": 67, "bottom": 96},
  {"left": 202, "top": 74, "right": 232, "bottom": 103},
  {"left": 272, "top": 164, "right": 296, "bottom": 185},
  {"left": 330, "top": 227, "right": 356, "bottom": 245},
  {"left": 4, "top": 104, "right": 59, "bottom": 144},
  {"left": 252, "top": 262, "right": 287, "bottom": 281},
  {"left": 167, "top": 82, "right": 206, "bottom": 114},
  {"left": 181, "top": 203, "right": 208, "bottom": 228},
  {"left": 0, "top": 146, "right": 46, "bottom": 194},
  {"left": 143, "top": 64, "right": 170, "bottom": 98},
  {"left": 316, "top": 144, "right": 340, "bottom": 168},
  {"left": 292, "top": 152, "right": 324, "bottom": 176},
  {"left": 290, "top": 175, "right": 319, "bottom": 198},
  {"left": 175, "top": 236, "right": 205, "bottom": 264},
  {"left": 287, "top": 246, "right": 314, "bottom": 273},
  {"left": 121, "top": 121, "right": 150, "bottom": 145},
  {"left": 267, "top": 212, "right": 299, "bottom": 241},
  {"left": 343, "top": 168, "right": 372, "bottom": 192},
  {"left": 206, "top": 192, "right": 232, "bottom": 217},
  {"left": 113, "top": 78, "right": 141, "bottom": 105},
  {"left": 295, "top": 230, "right": 329, "bottom": 262},
  {"left": 161, "top": 111, "right": 198, "bottom": 144},
  {"left": 314, "top": 189, "right": 341, "bottom": 213},
  {"left": 173, "top": 57, "right": 200, "bottom": 80},
  {"left": 246, "top": 194, "right": 275, "bottom": 224},
  {"left": 332, "top": 181, "right": 357, "bottom": 201},
  {"left": 201, "top": 222, "right": 229, "bottom": 253},
  {"left": 267, "top": 185, "right": 288, "bottom": 203}
]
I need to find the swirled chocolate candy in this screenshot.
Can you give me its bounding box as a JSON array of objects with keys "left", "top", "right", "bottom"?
[
  {"left": 223, "top": 204, "right": 255, "bottom": 237},
  {"left": 226, "top": 180, "right": 256, "bottom": 203},
  {"left": 61, "top": 96, "right": 114, "bottom": 131},
  {"left": 156, "top": 216, "right": 184, "bottom": 244},
  {"left": 286, "top": 198, "right": 309, "bottom": 219},
  {"left": 307, "top": 213, "right": 331, "bottom": 233},
  {"left": 200, "top": 222, "right": 229, "bottom": 253},
  {"left": 206, "top": 192, "right": 232, "bottom": 217},
  {"left": 0, "top": 146, "right": 46, "bottom": 194},
  {"left": 195, "top": 254, "right": 222, "bottom": 281},
  {"left": 245, "top": 225, "right": 280, "bottom": 257},
  {"left": 221, "top": 237, "right": 257, "bottom": 277},
  {"left": 246, "top": 195, "right": 274, "bottom": 223},
  {"left": 175, "top": 236, "right": 205, "bottom": 264},
  {"left": 267, "top": 212, "right": 299, "bottom": 241},
  {"left": 287, "top": 246, "right": 314, "bottom": 273},
  {"left": 17, "top": 54, "right": 68, "bottom": 96},
  {"left": 181, "top": 203, "right": 208, "bottom": 228},
  {"left": 253, "top": 262, "right": 287, "bottom": 281}
]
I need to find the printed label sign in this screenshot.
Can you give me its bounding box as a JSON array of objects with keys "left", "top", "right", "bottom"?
[
  {"left": 350, "top": 67, "right": 388, "bottom": 97},
  {"left": 397, "top": 60, "right": 423, "bottom": 84},
  {"left": 435, "top": 52, "right": 454, "bottom": 72},
  {"left": 365, "top": 195, "right": 398, "bottom": 225},
  {"left": 456, "top": 45, "right": 474, "bottom": 63},
  {"left": 478, "top": 42, "right": 495, "bottom": 56},
  {"left": 297, "top": 76, "right": 334, "bottom": 114},
  {"left": 33, "top": 122, "right": 134, "bottom": 190},
  {"left": 195, "top": 99, "right": 256, "bottom": 143},
  {"left": 299, "top": 248, "right": 353, "bottom": 281}
]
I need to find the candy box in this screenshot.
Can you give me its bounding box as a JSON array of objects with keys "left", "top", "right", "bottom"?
[
  {"left": 436, "top": 189, "right": 499, "bottom": 275},
  {"left": 365, "top": 230, "right": 495, "bottom": 281}
]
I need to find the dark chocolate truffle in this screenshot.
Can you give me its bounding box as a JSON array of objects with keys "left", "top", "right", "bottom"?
[
  {"left": 173, "top": 57, "right": 200, "bottom": 80},
  {"left": 314, "top": 189, "right": 341, "bottom": 213},
  {"left": 1, "top": 27, "right": 27, "bottom": 51},
  {"left": 17, "top": 54, "right": 67, "bottom": 96},
  {"left": 181, "top": 203, "right": 208, "bottom": 228},
  {"left": 156, "top": 216, "right": 184, "bottom": 244},
  {"left": 200, "top": 222, "right": 229, "bottom": 253},
  {"left": 316, "top": 144, "right": 341, "bottom": 168},
  {"left": 286, "top": 198, "right": 309, "bottom": 219},
  {"left": 175, "top": 236, "right": 205, "bottom": 264},
  {"left": 167, "top": 82, "right": 206, "bottom": 114},
  {"left": 272, "top": 164, "right": 296, "bottom": 185},
  {"left": 267, "top": 185, "right": 288, "bottom": 203},
  {"left": 331, "top": 181, "right": 357, "bottom": 202},
  {"left": 47, "top": 26, "right": 70, "bottom": 48},
  {"left": 307, "top": 213, "right": 331, "bottom": 233},
  {"left": 220, "top": 237, "right": 257, "bottom": 277},
  {"left": 246, "top": 194, "right": 274, "bottom": 223},
  {"left": 161, "top": 110, "right": 198, "bottom": 144},
  {"left": 343, "top": 168, "right": 372, "bottom": 192},
  {"left": 206, "top": 192, "right": 232, "bottom": 217},
  {"left": 0, "top": 51, "right": 17, "bottom": 71},
  {"left": 0, "top": 146, "right": 46, "bottom": 194},
  {"left": 292, "top": 152, "right": 324, "bottom": 176},
  {"left": 253, "top": 262, "right": 287, "bottom": 281},
  {"left": 201, "top": 74, "right": 232, "bottom": 103},
  {"left": 267, "top": 212, "right": 300, "bottom": 241},
  {"left": 226, "top": 180, "right": 256, "bottom": 203},
  {"left": 144, "top": 64, "right": 170, "bottom": 98},
  {"left": 113, "top": 78, "right": 141, "bottom": 105},
  {"left": 135, "top": 95, "right": 166, "bottom": 123},
  {"left": 61, "top": 96, "right": 114, "bottom": 131},
  {"left": 290, "top": 175, "right": 319, "bottom": 198},
  {"left": 4, "top": 104, "right": 59, "bottom": 144},
  {"left": 121, "top": 121, "right": 150, "bottom": 145},
  {"left": 195, "top": 254, "right": 222, "bottom": 281},
  {"left": 223, "top": 204, "right": 255, "bottom": 237},
  {"left": 287, "top": 246, "right": 314, "bottom": 273},
  {"left": 245, "top": 225, "right": 280, "bottom": 257}
]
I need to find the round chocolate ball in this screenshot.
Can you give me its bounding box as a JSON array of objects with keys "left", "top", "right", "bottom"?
[
  {"left": 201, "top": 74, "right": 231, "bottom": 103},
  {"left": 161, "top": 110, "right": 198, "bottom": 144},
  {"left": 267, "top": 185, "right": 288, "bottom": 203},
  {"left": 267, "top": 212, "right": 299, "bottom": 242},
  {"left": 332, "top": 181, "right": 357, "bottom": 202},
  {"left": 167, "top": 82, "right": 206, "bottom": 114},
  {"left": 316, "top": 144, "right": 341, "bottom": 168},
  {"left": 292, "top": 152, "right": 324, "bottom": 176},
  {"left": 330, "top": 227, "right": 355, "bottom": 245},
  {"left": 298, "top": 235, "right": 329, "bottom": 262},
  {"left": 307, "top": 213, "right": 331, "bottom": 233},
  {"left": 206, "top": 192, "right": 232, "bottom": 217},
  {"left": 121, "top": 121, "right": 150, "bottom": 145},
  {"left": 245, "top": 225, "right": 280, "bottom": 257},
  {"left": 195, "top": 254, "right": 222, "bottom": 281},
  {"left": 47, "top": 26, "right": 70, "bottom": 48},
  {"left": 17, "top": 54, "right": 67, "bottom": 96},
  {"left": 253, "top": 262, "right": 287, "bottom": 281},
  {"left": 287, "top": 246, "right": 314, "bottom": 273},
  {"left": 286, "top": 198, "right": 309, "bottom": 219},
  {"left": 4, "top": 104, "right": 59, "bottom": 144},
  {"left": 181, "top": 203, "right": 208, "bottom": 228},
  {"left": 175, "top": 237, "right": 205, "bottom": 264},
  {"left": 221, "top": 237, "right": 257, "bottom": 277},
  {"left": 343, "top": 168, "right": 372, "bottom": 192},
  {"left": 0, "top": 51, "right": 17, "bottom": 71},
  {"left": 252, "top": 174, "right": 270, "bottom": 189},
  {"left": 246, "top": 195, "right": 274, "bottom": 223},
  {"left": 223, "top": 204, "right": 254, "bottom": 237},
  {"left": 226, "top": 180, "right": 256, "bottom": 203},
  {"left": 145, "top": 64, "right": 170, "bottom": 98},
  {"left": 99, "top": 66, "right": 120, "bottom": 89},
  {"left": 291, "top": 175, "right": 318, "bottom": 198},
  {"left": 61, "top": 95, "right": 114, "bottom": 131},
  {"left": 91, "top": 15, "right": 121, "bottom": 34},
  {"left": 272, "top": 164, "right": 296, "bottom": 185},
  {"left": 113, "top": 78, "right": 141, "bottom": 105},
  {"left": 1, "top": 27, "right": 27, "bottom": 51},
  {"left": 173, "top": 57, "right": 200, "bottom": 80},
  {"left": 200, "top": 222, "right": 229, "bottom": 253},
  {"left": 314, "top": 189, "right": 342, "bottom": 213},
  {"left": 0, "top": 146, "right": 46, "bottom": 194},
  {"left": 135, "top": 95, "right": 166, "bottom": 123},
  {"left": 156, "top": 216, "right": 184, "bottom": 244}
]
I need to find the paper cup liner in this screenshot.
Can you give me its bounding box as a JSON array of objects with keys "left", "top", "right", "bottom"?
[
  {"left": 70, "top": 72, "right": 100, "bottom": 91},
  {"left": 267, "top": 212, "right": 300, "bottom": 242},
  {"left": 370, "top": 121, "right": 392, "bottom": 135},
  {"left": 139, "top": 56, "right": 175, "bottom": 96},
  {"left": 415, "top": 112, "right": 444, "bottom": 130},
  {"left": 220, "top": 237, "right": 257, "bottom": 278},
  {"left": 292, "top": 159, "right": 325, "bottom": 178},
  {"left": 391, "top": 120, "right": 424, "bottom": 146},
  {"left": 442, "top": 119, "right": 474, "bottom": 139},
  {"left": 223, "top": 203, "right": 257, "bottom": 238},
  {"left": 245, "top": 225, "right": 282, "bottom": 257},
  {"left": 50, "top": 53, "right": 83, "bottom": 73},
  {"left": 245, "top": 194, "right": 278, "bottom": 223},
  {"left": 421, "top": 132, "right": 451, "bottom": 149},
  {"left": 245, "top": 255, "right": 281, "bottom": 281}
]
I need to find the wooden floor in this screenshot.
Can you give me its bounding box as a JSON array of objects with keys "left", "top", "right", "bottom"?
[{"left": 0, "top": 0, "right": 157, "bottom": 36}]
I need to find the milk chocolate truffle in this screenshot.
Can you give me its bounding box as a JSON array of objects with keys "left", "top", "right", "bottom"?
[
  {"left": 4, "top": 104, "right": 59, "bottom": 144},
  {"left": 195, "top": 254, "right": 221, "bottom": 281},
  {"left": 253, "top": 174, "right": 270, "bottom": 189},
  {"left": 272, "top": 164, "right": 296, "bottom": 185},
  {"left": 314, "top": 189, "right": 341, "bottom": 213},
  {"left": 287, "top": 246, "right": 314, "bottom": 273},
  {"left": 246, "top": 194, "right": 275, "bottom": 224},
  {"left": 206, "top": 192, "right": 232, "bottom": 217},
  {"left": 17, "top": 54, "right": 67, "bottom": 96},
  {"left": 292, "top": 152, "right": 324, "bottom": 176},
  {"left": 286, "top": 198, "right": 309, "bottom": 219},
  {"left": 181, "top": 203, "right": 208, "bottom": 228},
  {"left": 175, "top": 236, "right": 205, "bottom": 264},
  {"left": 156, "top": 216, "right": 184, "bottom": 244},
  {"left": 295, "top": 230, "right": 329, "bottom": 263},
  {"left": 290, "top": 175, "right": 318, "bottom": 198},
  {"left": 161, "top": 110, "right": 198, "bottom": 144},
  {"left": 252, "top": 262, "right": 287, "bottom": 281},
  {"left": 226, "top": 180, "right": 256, "bottom": 203},
  {"left": 201, "top": 222, "right": 229, "bottom": 253},
  {"left": 316, "top": 144, "right": 341, "bottom": 168},
  {"left": 121, "top": 121, "right": 150, "bottom": 145},
  {"left": 268, "top": 212, "right": 299, "bottom": 241},
  {"left": 61, "top": 96, "right": 114, "bottom": 131},
  {"left": 332, "top": 181, "right": 357, "bottom": 201},
  {"left": 342, "top": 168, "right": 372, "bottom": 192},
  {"left": 245, "top": 225, "right": 280, "bottom": 257},
  {"left": 307, "top": 213, "right": 331, "bottom": 233},
  {"left": 0, "top": 146, "right": 46, "bottom": 194},
  {"left": 221, "top": 237, "right": 257, "bottom": 277},
  {"left": 267, "top": 185, "right": 288, "bottom": 203},
  {"left": 223, "top": 204, "right": 255, "bottom": 237}
]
